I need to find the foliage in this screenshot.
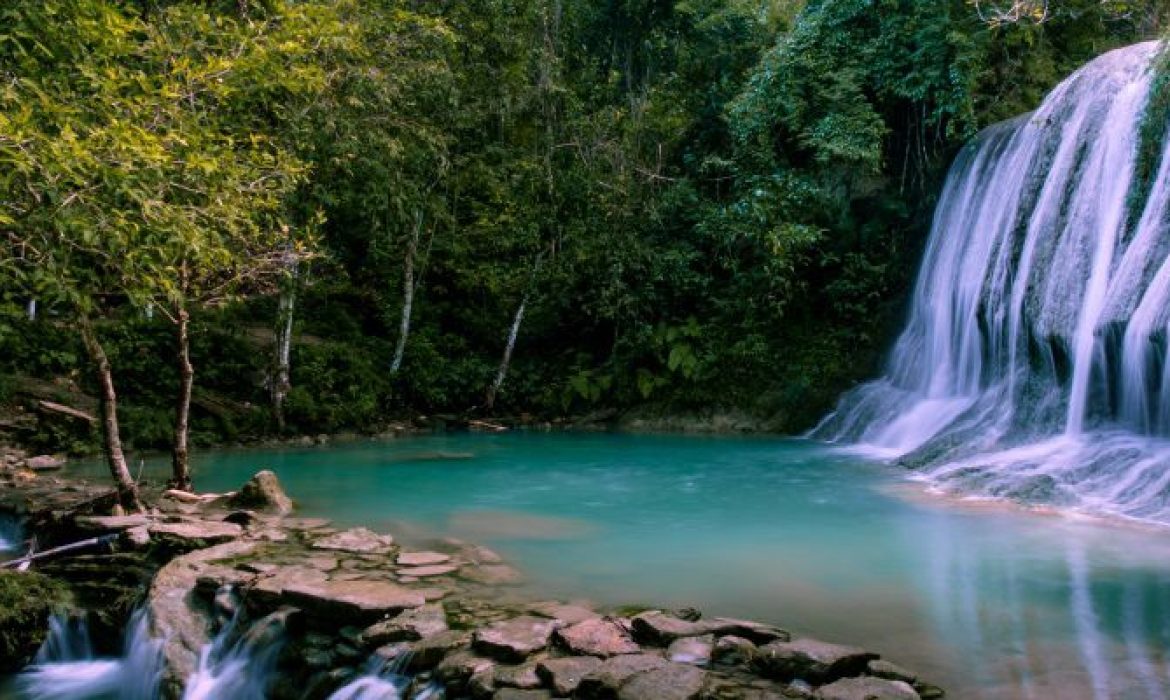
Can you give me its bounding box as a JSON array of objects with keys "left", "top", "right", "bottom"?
[{"left": 0, "top": 571, "right": 73, "bottom": 673}]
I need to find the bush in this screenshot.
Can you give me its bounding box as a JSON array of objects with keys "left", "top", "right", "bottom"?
[{"left": 0, "top": 571, "right": 73, "bottom": 672}]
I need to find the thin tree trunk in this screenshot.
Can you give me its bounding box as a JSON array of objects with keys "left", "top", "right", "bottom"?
[
  {"left": 171, "top": 304, "right": 194, "bottom": 492},
  {"left": 272, "top": 279, "right": 297, "bottom": 433},
  {"left": 391, "top": 210, "right": 423, "bottom": 375},
  {"left": 485, "top": 296, "right": 528, "bottom": 411},
  {"left": 80, "top": 320, "right": 142, "bottom": 513},
  {"left": 26, "top": 299, "right": 36, "bottom": 321}
]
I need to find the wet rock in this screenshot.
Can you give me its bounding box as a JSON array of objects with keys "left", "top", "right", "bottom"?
[
  {"left": 226, "top": 470, "right": 293, "bottom": 514},
  {"left": 537, "top": 656, "right": 603, "bottom": 695},
  {"left": 867, "top": 660, "right": 916, "bottom": 684},
  {"left": 25, "top": 455, "right": 65, "bottom": 471},
  {"left": 248, "top": 565, "right": 329, "bottom": 608},
  {"left": 281, "top": 579, "right": 426, "bottom": 624},
  {"left": 147, "top": 520, "right": 244, "bottom": 548},
  {"left": 400, "top": 564, "right": 459, "bottom": 578},
  {"left": 814, "top": 677, "right": 920, "bottom": 700},
  {"left": 616, "top": 663, "right": 706, "bottom": 700},
  {"left": 667, "top": 634, "right": 713, "bottom": 665},
  {"left": 361, "top": 603, "right": 449, "bottom": 645},
  {"left": 494, "top": 662, "right": 544, "bottom": 689},
  {"left": 312, "top": 527, "right": 395, "bottom": 555},
  {"left": 397, "top": 551, "right": 451, "bottom": 566},
  {"left": 576, "top": 654, "right": 668, "bottom": 699},
  {"left": 632, "top": 612, "right": 789, "bottom": 646},
  {"left": 912, "top": 683, "right": 944, "bottom": 700},
  {"left": 555, "top": 618, "right": 641, "bottom": 657},
  {"left": 473, "top": 615, "right": 559, "bottom": 662},
  {"left": 754, "top": 638, "right": 877, "bottom": 684},
  {"left": 711, "top": 635, "right": 757, "bottom": 666},
  {"left": 409, "top": 630, "right": 473, "bottom": 669},
  {"left": 528, "top": 601, "right": 598, "bottom": 625},
  {"left": 436, "top": 648, "right": 496, "bottom": 686}
]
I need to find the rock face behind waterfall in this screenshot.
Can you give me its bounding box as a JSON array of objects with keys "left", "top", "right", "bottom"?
[{"left": 815, "top": 41, "right": 1170, "bottom": 524}]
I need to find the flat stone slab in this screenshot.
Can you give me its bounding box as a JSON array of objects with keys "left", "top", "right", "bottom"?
[
  {"left": 632, "top": 612, "right": 789, "bottom": 645},
  {"left": 754, "top": 638, "right": 877, "bottom": 684},
  {"left": 528, "top": 601, "right": 598, "bottom": 625},
  {"left": 396, "top": 551, "right": 451, "bottom": 566},
  {"left": 399, "top": 564, "right": 458, "bottom": 578},
  {"left": 577, "top": 654, "right": 669, "bottom": 698},
  {"left": 473, "top": 616, "right": 559, "bottom": 662},
  {"left": 148, "top": 521, "right": 243, "bottom": 546},
  {"left": 494, "top": 690, "right": 553, "bottom": 700},
  {"left": 815, "top": 677, "right": 921, "bottom": 700},
  {"left": 312, "top": 527, "right": 395, "bottom": 554},
  {"left": 75, "top": 514, "right": 150, "bottom": 532},
  {"left": 281, "top": 579, "right": 425, "bottom": 623},
  {"left": 495, "top": 661, "right": 543, "bottom": 689},
  {"left": 537, "top": 656, "right": 603, "bottom": 695},
  {"left": 281, "top": 517, "right": 332, "bottom": 530},
  {"left": 555, "top": 618, "right": 641, "bottom": 657},
  {"left": 361, "top": 603, "right": 448, "bottom": 645},
  {"left": 617, "top": 663, "right": 706, "bottom": 700}
]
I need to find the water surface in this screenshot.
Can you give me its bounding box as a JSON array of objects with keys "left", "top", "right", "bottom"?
[{"left": 74, "top": 433, "right": 1170, "bottom": 699}]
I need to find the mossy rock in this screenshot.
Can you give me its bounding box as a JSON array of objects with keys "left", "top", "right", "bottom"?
[{"left": 0, "top": 570, "right": 74, "bottom": 672}]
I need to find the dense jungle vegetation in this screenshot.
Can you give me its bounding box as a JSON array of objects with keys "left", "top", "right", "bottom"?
[{"left": 0, "top": 0, "right": 1167, "bottom": 500}]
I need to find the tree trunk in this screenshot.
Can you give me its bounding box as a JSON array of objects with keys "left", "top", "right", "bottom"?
[
  {"left": 391, "top": 210, "right": 423, "bottom": 375},
  {"left": 171, "top": 305, "right": 194, "bottom": 492},
  {"left": 79, "top": 320, "right": 142, "bottom": 513},
  {"left": 485, "top": 297, "right": 528, "bottom": 411},
  {"left": 26, "top": 299, "right": 36, "bottom": 321},
  {"left": 272, "top": 281, "right": 297, "bottom": 433}
]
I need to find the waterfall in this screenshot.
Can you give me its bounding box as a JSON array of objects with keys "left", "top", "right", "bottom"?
[{"left": 816, "top": 40, "right": 1170, "bottom": 524}]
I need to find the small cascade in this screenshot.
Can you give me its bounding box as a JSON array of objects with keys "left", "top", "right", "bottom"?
[
  {"left": 815, "top": 40, "right": 1170, "bottom": 523},
  {"left": 327, "top": 652, "right": 443, "bottom": 700},
  {"left": 17, "top": 610, "right": 163, "bottom": 700},
  {"left": 0, "top": 516, "right": 24, "bottom": 554}
]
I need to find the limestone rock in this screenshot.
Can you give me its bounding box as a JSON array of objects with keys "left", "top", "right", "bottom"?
[
  {"left": 494, "top": 662, "right": 544, "bottom": 690},
  {"left": 711, "top": 635, "right": 757, "bottom": 666},
  {"left": 280, "top": 579, "right": 425, "bottom": 624},
  {"left": 399, "top": 564, "right": 458, "bottom": 578},
  {"left": 576, "top": 654, "right": 669, "bottom": 699},
  {"left": 436, "top": 648, "right": 496, "bottom": 685},
  {"left": 473, "top": 616, "right": 559, "bottom": 662},
  {"left": 555, "top": 618, "right": 641, "bottom": 657},
  {"left": 814, "top": 677, "right": 920, "bottom": 700},
  {"left": 409, "top": 630, "right": 473, "bottom": 669},
  {"left": 25, "top": 455, "right": 65, "bottom": 471},
  {"left": 75, "top": 514, "right": 150, "bottom": 533},
  {"left": 754, "top": 638, "right": 877, "bottom": 684},
  {"left": 361, "top": 603, "right": 448, "bottom": 645},
  {"left": 397, "top": 551, "right": 451, "bottom": 566},
  {"left": 121, "top": 526, "right": 151, "bottom": 549},
  {"left": 312, "top": 527, "right": 395, "bottom": 555},
  {"left": 528, "top": 601, "right": 598, "bottom": 625},
  {"left": 148, "top": 520, "right": 243, "bottom": 547},
  {"left": 632, "top": 612, "right": 789, "bottom": 646},
  {"left": 537, "top": 656, "right": 603, "bottom": 695},
  {"left": 667, "top": 634, "right": 713, "bottom": 665},
  {"left": 493, "top": 690, "right": 553, "bottom": 700},
  {"left": 866, "top": 660, "right": 916, "bottom": 684},
  {"left": 616, "top": 663, "right": 706, "bottom": 700},
  {"left": 227, "top": 470, "right": 293, "bottom": 514}
]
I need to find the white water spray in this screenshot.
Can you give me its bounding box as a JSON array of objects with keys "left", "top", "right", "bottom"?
[{"left": 816, "top": 41, "right": 1170, "bottom": 524}]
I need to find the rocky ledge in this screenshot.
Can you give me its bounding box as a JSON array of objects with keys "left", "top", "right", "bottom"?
[{"left": 2, "top": 469, "right": 944, "bottom": 700}]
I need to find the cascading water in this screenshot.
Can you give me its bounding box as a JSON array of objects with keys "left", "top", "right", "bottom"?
[
  {"left": 0, "top": 516, "right": 23, "bottom": 554},
  {"left": 815, "top": 40, "right": 1170, "bottom": 523}
]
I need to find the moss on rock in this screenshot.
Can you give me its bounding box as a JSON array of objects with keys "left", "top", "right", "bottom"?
[{"left": 0, "top": 570, "right": 73, "bottom": 672}]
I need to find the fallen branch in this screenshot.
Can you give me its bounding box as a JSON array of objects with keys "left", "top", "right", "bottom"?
[
  {"left": 0, "top": 534, "right": 118, "bottom": 569},
  {"left": 162, "top": 489, "right": 235, "bottom": 504},
  {"left": 468, "top": 419, "right": 509, "bottom": 432}
]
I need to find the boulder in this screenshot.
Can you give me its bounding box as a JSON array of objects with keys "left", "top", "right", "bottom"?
[
  {"left": 667, "top": 634, "right": 713, "bottom": 665},
  {"left": 616, "top": 663, "right": 706, "bottom": 700},
  {"left": 494, "top": 661, "right": 544, "bottom": 690},
  {"left": 280, "top": 579, "right": 426, "bottom": 624},
  {"left": 397, "top": 551, "right": 451, "bottom": 566},
  {"left": 361, "top": 603, "right": 448, "bottom": 645},
  {"left": 631, "top": 612, "right": 788, "bottom": 646},
  {"left": 537, "top": 656, "right": 603, "bottom": 695},
  {"left": 814, "top": 677, "right": 920, "bottom": 700},
  {"left": 24, "top": 455, "right": 65, "bottom": 471},
  {"left": 555, "top": 618, "right": 641, "bottom": 657},
  {"left": 436, "top": 648, "right": 496, "bottom": 686},
  {"left": 227, "top": 470, "right": 293, "bottom": 514},
  {"left": 754, "top": 638, "right": 877, "bottom": 684},
  {"left": 473, "top": 616, "right": 559, "bottom": 662},
  {"left": 312, "top": 527, "right": 395, "bottom": 555},
  {"left": 576, "top": 654, "right": 669, "bottom": 699}
]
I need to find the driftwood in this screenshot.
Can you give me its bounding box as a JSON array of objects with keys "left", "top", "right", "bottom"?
[
  {"left": 35, "top": 400, "right": 97, "bottom": 425},
  {"left": 468, "top": 419, "right": 509, "bottom": 432},
  {"left": 0, "top": 534, "right": 118, "bottom": 569},
  {"left": 161, "top": 489, "right": 235, "bottom": 504}
]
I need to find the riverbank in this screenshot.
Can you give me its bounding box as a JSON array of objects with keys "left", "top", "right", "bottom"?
[{"left": 0, "top": 456, "right": 944, "bottom": 699}]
